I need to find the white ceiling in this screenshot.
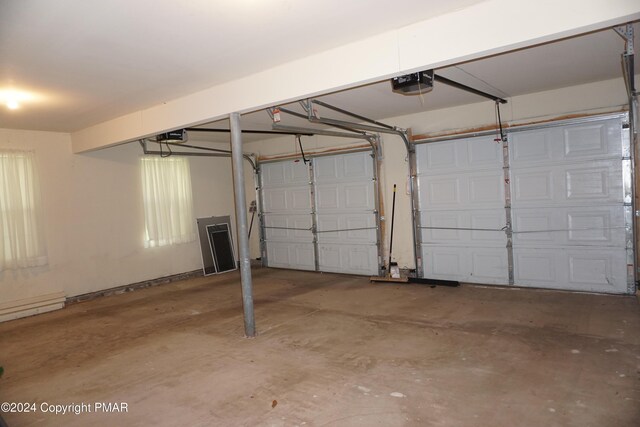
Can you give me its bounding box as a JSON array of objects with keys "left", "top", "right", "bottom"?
[
  {"left": 0, "top": 1, "right": 636, "bottom": 137},
  {"left": 319, "top": 25, "right": 638, "bottom": 119},
  {"left": 186, "top": 23, "right": 637, "bottom": 142},
  {"left": 0, "top": 0, "right": 485, "bottom": 132}
]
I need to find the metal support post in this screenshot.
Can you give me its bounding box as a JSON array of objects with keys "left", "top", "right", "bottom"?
[{"left": 230, "top": 112, "right": 256, "bottom": 338}]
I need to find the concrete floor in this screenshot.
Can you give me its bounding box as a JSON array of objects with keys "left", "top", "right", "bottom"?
[{"left": 0, "top": 268, "right": 639, "bottom": 427}]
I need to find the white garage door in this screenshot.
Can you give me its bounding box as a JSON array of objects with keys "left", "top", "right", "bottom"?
[
  {"left": 259, "top": 151, "right": 380, "bottom": 276},
  {"left": 510, "top": 117, "right": 630, "bottom": 293},
  {"left": 416, "top": 135, "right": 509, "bottom": 285},
  {"left": 260, "top": 159, "right": 315, "bottom": 270},
  {"left": 415, "top": 114, "right": 633, "bottom": 294},
  {"left": 314, "top": 152, "right": 379, "bottom": 275}
]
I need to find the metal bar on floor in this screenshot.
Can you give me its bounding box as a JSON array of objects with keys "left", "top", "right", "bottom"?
[{"left": 230, "top": 112, "right": 256, "bottom": 338}]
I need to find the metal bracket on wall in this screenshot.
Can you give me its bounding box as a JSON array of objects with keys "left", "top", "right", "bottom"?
[
  {"left": 407, "top": 145, "right": 422, "bottom": 277},
  {"left": 255, "top": 167, "right": 268, "bottom": 268},
  {"left": 614, "top": 24, "right": 635, "bottom": 55},
  {"left": 308, "top": 159, "right": 320, "bottom": 272},
  {"left": 502, "top": 133, "right": 515, "bottom": 286},
  {"left": 614, "top": 24, "right": 637, "bottom": 290}
]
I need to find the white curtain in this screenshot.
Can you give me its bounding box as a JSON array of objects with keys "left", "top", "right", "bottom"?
[
  {"left": 141, "top": 156, "right": 196, "bottom": 248},
  {"left": 0, "top": 149, "right": 48, "bottom": 271}
]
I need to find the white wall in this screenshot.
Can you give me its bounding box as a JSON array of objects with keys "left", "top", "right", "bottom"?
[
  {"left": 245, "top": 76, "right": 633, "bottom": 269},
  {"left": 0, "top": 131, "right": 238, "bottom": 308}
]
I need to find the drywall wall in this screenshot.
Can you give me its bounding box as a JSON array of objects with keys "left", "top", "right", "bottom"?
[
  {"left": 0, "top": 130, "right": 239, "bottom": 312},
  {"left": 245, "top": 75, "right": 634, "bottom": 269}
]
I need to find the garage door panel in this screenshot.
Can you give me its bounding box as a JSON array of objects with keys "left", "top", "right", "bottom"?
[
  {"left": 313, "top": 151, "right": 378, "bottom": 275},
  {"left": 471, "top": 250, "right": 509, "bottom": 282},
  {"left": 514, "top": 247, "right": 626, "bottom": 292},
  {"left": 467, "top": 136, "right": 503, "bottom": 166},
  {"left": 314, "top": 151, "right": 373, "bottom": 183},
  {"left": 266, "top": 242, "right": 315, "bottom": 271},
  {"left": 563, "top": 123, "right": 619, "bottom": 159},
  {"left": 508, "top": 115, "right": 629, "bottom": 294},
  {"left": 566, "top": 165, "right": 617, "bottom": 201},
  {"left": 262, "top": 152, "right": 379, "bottom": 276},
  {"left": 261, "top": 160, "right": 309, "bottom": 187},
  {"left": 261, "top": 160, "right": 313, "bottom": 271},
  {"left": 421, "top": 211, "right": 464, "bottom": 241},
  {"left": 511, "top": 131, "right": 553, "bottom": 164},
  {"left": 420, "top": 209, "right": 506, "bottom": 244},
  {"left": 263, "top": 188, "right": 287, "bottom": 211},
  {"left": 419, "top": 176, "right": 461, "bottom": 207},
  {"left": 421, "top": 245, "right": 508, "bottom": 284},
  {"left": 512, "top": 160, "right": 622, "bottom": 207},
  {"left": 470, "top": 214, "right": 507, "bottom": 241},
  {"left": 264, "top": 214, "right": 313, "bottom": 242},
  {"left": 417, "top": 137, "right": 507, "bottom": 285},
  {"left": 416, "top": 136, "right": 501, "bottom": 174},
  {"left": 513, "top": 170, "right": 553, "bottom": 203},
  {"left": 263, "top": 186, "right": 311, "bottom": 213},
  {"left": 510, "top": 119, "right": 622, "bottom": 167},
  {"left": 316, "top": 182, "right": 375, "bottom": 212},
  {"left": 416, "top": 140, "right": 460, "bottom": 172},
  {"left": 469, "top": 174, "right": 504, "bottom": 203},
  {"left": 343, "top": 152, "right": 374, "bottom": 180},
  {"left": 318, "top": 244, "right": 378, "bottom": 275},
  {"left": 512, "top": 206, "right": 624, "bottom": 246},
  {"left": 317, "top": 213, "right": 376, "bottom": 244},
  {"left": 417, "top": 171, "right": 504, "bottom": 210},
  {"left": 423, "top": 246, "right": 465, "bottom": 278},
  {"left": 416, "top": 116, "right": 630, "bottom": 294},
  {"left": 260, "top": 161, "right": 288, "bottom": 187}
]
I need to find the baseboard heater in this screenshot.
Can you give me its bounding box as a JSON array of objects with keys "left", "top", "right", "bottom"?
[{"left": 0, "top": 291, "right": 66, "bottom": 323}]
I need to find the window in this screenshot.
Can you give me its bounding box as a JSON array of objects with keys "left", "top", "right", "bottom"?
[
  {"left": 0, "top": 149, "right": 48, "bottom": 271},
  {"left": 141, "top": 156, "right": 196, "bottom": 248}
]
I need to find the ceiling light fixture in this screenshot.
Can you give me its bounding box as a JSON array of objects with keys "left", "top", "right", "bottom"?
[{"left": 0, "top": 89, "right": 36, "bottom": 111}]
